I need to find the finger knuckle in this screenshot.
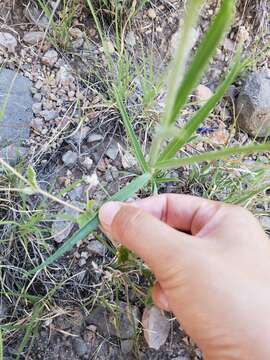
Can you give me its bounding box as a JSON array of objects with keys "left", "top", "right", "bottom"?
[{"left": 113, "top": 207, "right": 145, "bottom": 243}]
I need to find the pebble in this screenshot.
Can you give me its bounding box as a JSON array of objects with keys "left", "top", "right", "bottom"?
[
  {"left": 223, "top": 37, "right": 235, "bottom": 52},
  {"left": 56, "top": 65, "right": 74, "bottom": 87},
  {"left": 106, "top": 141, "right": 119, "bottom": 160},
  {"left": 41, "top": 49, "right": 58, "bottom": 67},
  {"left": 0, "top": 32, "right": 17, "bottom": 53},
  {"left": 142, "top": 306, "right": 170, "bottom": 350},
  {"left": 208, "top": 129, "right": 229, "bottom": 145},
  {"left": 125, "top": 31, "right": 136, "bottom": 47},
  {"left": 81, "top": 157, "right": 93, "bottom": 170},
  {"left": 195, "top": 84, "right": 213, "bottom": 103},
  {"left": 147, "top": 8, "right": 157, "bottom": 19},
  {"left": 87, "top": 133, "right": 103, "bottom": 144},
  {"left": 237, "top": 70, "right": 270, "bottom": 137},
  {"left": 71, "top": 126, "right": 90, "bottom": 145},
  {"left": 87, "top": 240, "right": 106, "bottom": 257},
  {"left": 51, "top": 219, "right": 74, "bottom": 243},
  {"left": 260, "top": 217, "right": 270, "bottom": 230},
  {"left": 32, "top": 102, "right": 42, "bottom": 114},
  {"left": 62, "top": 150, "right": 78, "bottom": 166},
  {"left": 40, "top": 110, "right": 58, "bottom": 121},
  {"left": 31, "top": 117, "right": 44, "bottom": 131},
  {"left": 23, "top": 31, "right": 45, "bottom": 45},
  {"left": 69, "top": 27, "right": 84, "bottom": 39}
]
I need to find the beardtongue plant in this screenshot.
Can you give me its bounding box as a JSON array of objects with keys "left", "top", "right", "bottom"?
[{"left": 26, "top": 0, "right": 269, "bottom": 275}]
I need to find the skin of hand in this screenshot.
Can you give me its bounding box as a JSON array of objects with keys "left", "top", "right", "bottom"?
[{"left": 99, "top": 194, "right": 270, "bottom": 360}]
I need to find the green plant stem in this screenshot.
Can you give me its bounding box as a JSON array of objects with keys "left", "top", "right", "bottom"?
[{"left": 155, "top": 143, "right": 270, "bottom": 170}]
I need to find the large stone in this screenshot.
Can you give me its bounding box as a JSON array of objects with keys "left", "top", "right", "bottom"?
[
  {"left": 142, "top": 306, "right": 170, "bottom": 350},
  {"left": 237, "top": 70, "right": 270, "bottom": 137},
  {"left": 0, "top": 69, "right": 33, "bottom": 149},
  {"left": 0, "top": 32, "right": 17, "bottom": 53}
]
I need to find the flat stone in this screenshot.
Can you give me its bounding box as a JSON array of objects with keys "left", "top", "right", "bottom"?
[
  {"left": 195, "top": 84, "right": 213, "bottom": 103},
  {"left": 41, "top": 49, "right": 58, "bottom": 67},
  {"left": 237, "top": 70, "right": 270, "bottom": 137},
  {"left": 62, "top": 150, "right": 78, "bottom": 166},
  {"left": 23, "top": 31, "right": 45, "bottom": 45},
  {"left": 71, "top": 126, "right": 90, "bottom": 144},
  {"left": 87, "top": 240, "right": 106, "bottom": 257},
  {"left": 0, "top": 32, "right": 17, "bottom": 53},
  {"left": 0, "top": 69, "right": 33, "bottom": 148},
  {"left": 142, "top": 306, "right": 170, "bottom": 350},
  {"left": 40, "top": 110, "right": 58, "bottom": 121},
  {"left": 87, "top": 133, "right": 103, "bottom": 144},
  {"left": 56, "top": 65, "right": 74, "bottom": 87},
  {"left": 106, "top": 141, "right": 119, "bottom": 160},
  {"left": 72, "top": 337, "right": 88, "bottom": 357}
]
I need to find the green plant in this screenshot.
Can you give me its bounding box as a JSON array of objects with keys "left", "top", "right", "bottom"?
[{"left": 1, "top": 0, "right": 269, "bottom": 276}]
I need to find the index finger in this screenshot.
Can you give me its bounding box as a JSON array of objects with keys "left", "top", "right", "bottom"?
[{"left": 132, "top": 194, "right": 222, "bottom": 235}]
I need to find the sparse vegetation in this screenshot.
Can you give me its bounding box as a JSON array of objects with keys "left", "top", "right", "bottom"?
[{"left": 0, "top": 0, "right": 269, "bottom": 358}]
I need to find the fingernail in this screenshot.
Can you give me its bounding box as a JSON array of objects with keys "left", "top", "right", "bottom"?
[{"left": 99, "top": 202, "right": 122, "bottom": 229}]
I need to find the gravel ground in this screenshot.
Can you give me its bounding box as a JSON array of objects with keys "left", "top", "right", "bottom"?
[{"left": 0, "top": 1, "right": 269, "bottom": 359}]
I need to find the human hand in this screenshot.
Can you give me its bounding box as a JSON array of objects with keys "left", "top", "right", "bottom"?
[{"left": 99, "top": 194, "right": 270, "bottom": 360}]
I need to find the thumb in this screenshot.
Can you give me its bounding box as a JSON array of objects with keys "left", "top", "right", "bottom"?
[{"left": 99, "top": 201, "right": 195, "bottom": 280}]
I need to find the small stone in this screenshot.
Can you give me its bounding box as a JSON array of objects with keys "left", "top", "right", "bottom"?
[
  {"left": 223, "top": 37, "right": 235, "bottom": 52},
  {"left": 79, "top": 258, "right": 87, "bottom": 267},
  {"left": 41, "top": 49, "right": 58, "bottom": 66},
  {"left": 62, "top": 151, "right": 78, "bottom": 166},
  {"left": 125, "top": 31, "right": 136, "bottom": 47},
  {"left": 23, "top": 31, "right": 45, "bottom": 45},
  {"left": 32, "top": 102, "right": 42, "bottom": 114},
  {"left": 35, "top": 79, "right": 43, "bottom": 90},
  {"left": 31, "top": 117, "right": 43, "bottom": 131},
  {"left": 72, "top": 38, "right": 84, "bottom": 49},
  {"left": 72, "top": 337, "right": 88, "bottom": 357},
  {"left": 104, "top": 40, "right": 115, "bottom": 54},
  {"left": 0, "top": 298, "right": 8, "bottom": 321},
  {"left": 208, "top": 129, "right": 229, "bottom": 145},
  {"left": 81, "top": 157, "right": 93, "bottom": 170},
  {"left": 51, "top": 219, "right": 74, "bottom": 243},
  {"left": 142, "top": 306, "right": 170, "bottom": 350},
  {"left": 236, "top": 70, "right": 270, "bottom": 137},
  {"left": 0, "top": 32, "right": 17, "bottom": 53},
  {"left": 147, "top": 8, "right": 156, "bottom": 19},
  {"left": 195, "top": 84, "right": 213, "bottom": 103},
  {"left": 260, "top": 217, "right": 270, "bottom": 230},
  {"left": 87, "top": 240, "right": 106, "bottom": 257},
  {"left": 40, "top": 110, "right": 58, "bottom": 121},
  {"left": 69, "top": 27, "right": 84, "bottom": 39},
  {"left": 106, "top": 141, "right": 119, "bottom": 160},
  {"left": 71, "top": 126, "right": 90, "bottom": 144},
  {"left": 87, "top": 133, "right": 103, "bottom": 144},
  {"left": 84, "top": 173, "right": 99, "bottom": 188},
  {"left": 109, "top": 302, "right": 140, "bottom": 339},
  {"left": 56, "top": 65, "right": 74, "bottom": 87}
]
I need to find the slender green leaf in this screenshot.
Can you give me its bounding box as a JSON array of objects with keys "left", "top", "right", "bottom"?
[
  {"left": 155, "top": 144, "right": 270, "bottom": 170},
  {"left": 27, "top": 173, "right": 151, "bottom": 276},
  {"left": 113, "top": 86, "right": 149, "bottom": 173},
  {"left": 0, "top": 329, "right": 3, "bottom": 360},
  {"left": 163, "top": 0, "right": 204, "bottom": 125},
  {"left": 165, "top": 0, "right": 235, "bottom": 126},
  {"left": 27, "top": 166, "right": 38, "bottom": 188},
  {"left": 158, "top": 50, "right": 242, "bottom": 163}
]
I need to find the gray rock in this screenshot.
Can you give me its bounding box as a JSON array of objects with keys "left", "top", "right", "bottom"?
[
  {"left": 0, "top": 32, "right": 17, "bottom": 53},
  {"left": 87, "top": 133, "right": 103, "bottom": 144},
  {"left": 87, "top": 240, "right": 106, "bottom": 257},
  {"left": 0, "top": 145, "right": 28, "bottom": 165},
  {"left": 71, "top": 126, "right": 90, "bottom": 144},
  {"left": 40, "top": 109, "right": 58, "bottom": 121},
  {"left": 237, "top": 70, "right": 270, "bottom": 137},
  {"left": 106, "top": 141, "right": 119, "bottom": 160},
  {"left": 195, "top": 84, "right": 213, "bottom": 103},
  {"left": 51, "top": 219, "right": 74, "bottom": 244},
  {"left": 32, "top": 102, "right": 42, "bottom": 114},
  {"left": 125, "top": 31, "right": 136, "bottom": 47},
  {"left": 62, "top": 150, "right": 78, "bottom": 166},
  {"left": 81, "top": 157, "right": 93, "bottom": 170},
  {"left": 56, "top": 65, "right": 74, "bottom": 87},
  {"left": 23, "top": 31, "right": 45, "bottom": 45},
  {"left": 0, "top": 69, "right": 33, "bottom": 148},
  {"left": 260, "top": 216, "right": 270, "bottom": 230},
  {"left": 72, "top": 337, "right": 88, "bottom": 357},
  {"left": 142, "top": 306, "right": 170, "bottom": 350},
  {"left": 41, "top": 49, "right": 58, "bottom": 67}
]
